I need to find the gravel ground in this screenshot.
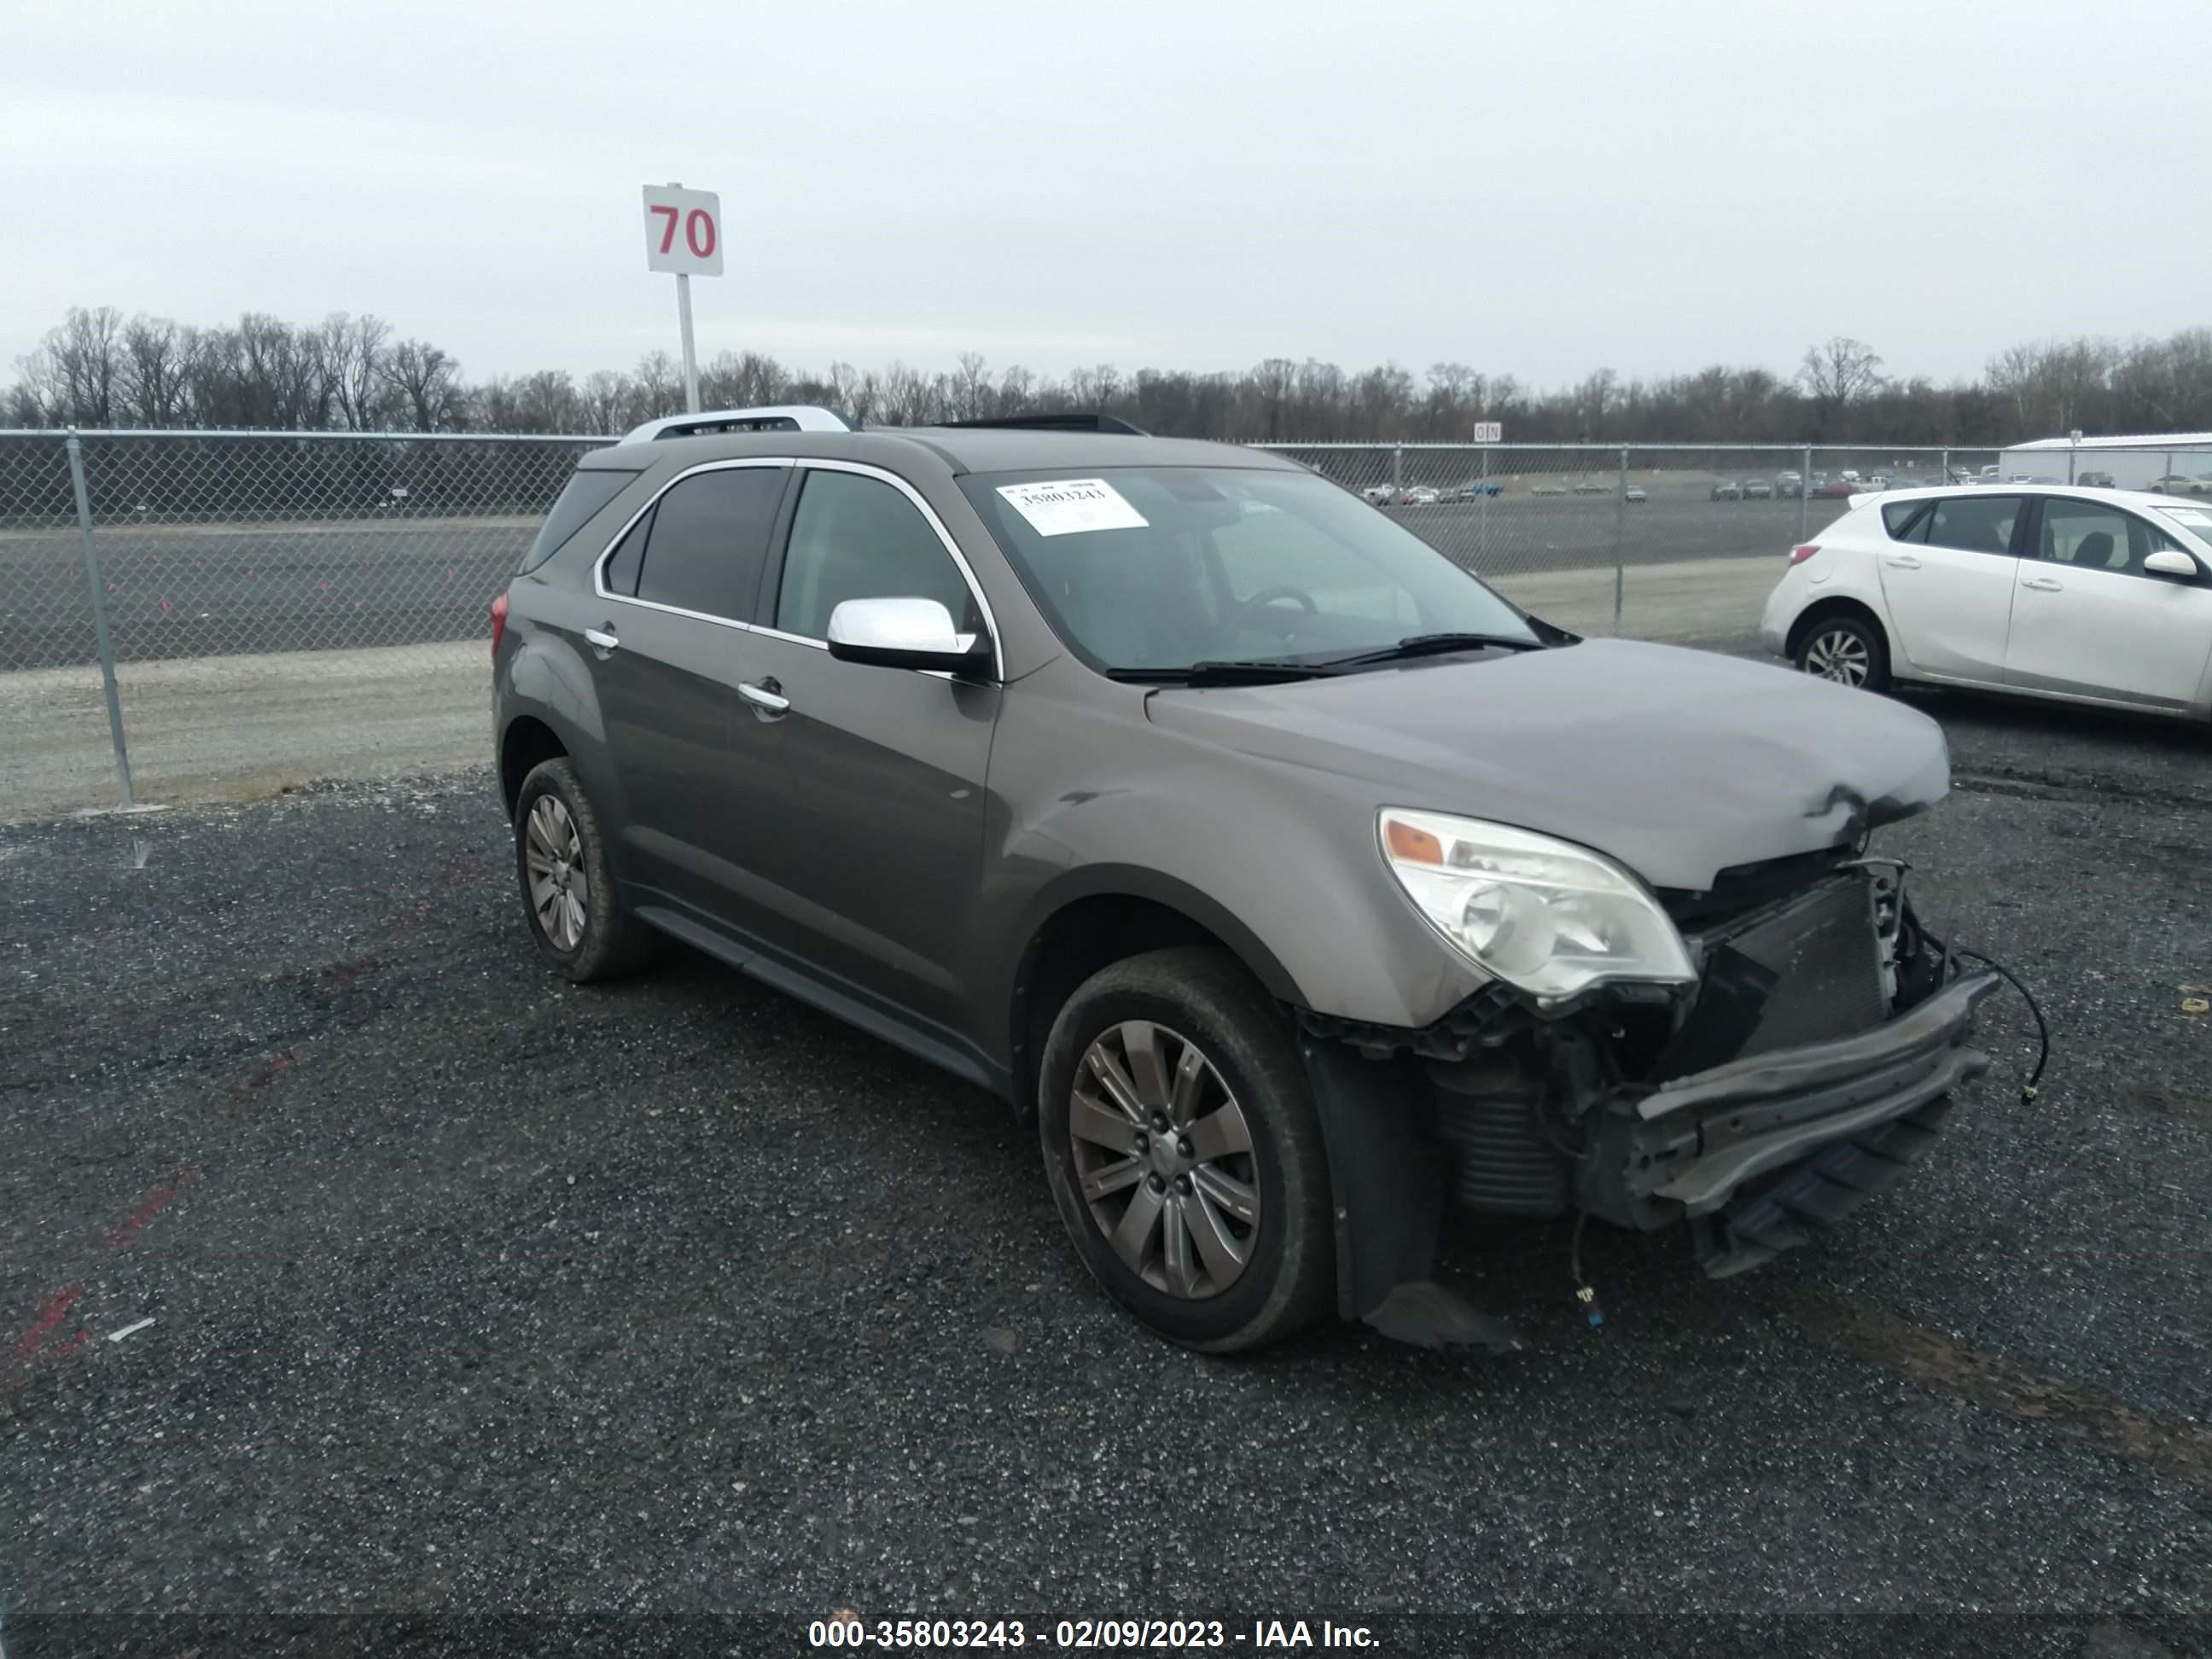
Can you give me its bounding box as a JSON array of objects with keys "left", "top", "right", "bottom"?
[{"left": 1, "top": 684, "right": 2207, "bottom": 1650}]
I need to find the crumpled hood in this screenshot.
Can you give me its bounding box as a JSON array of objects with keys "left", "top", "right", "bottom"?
[{"left": 1144, "top": 638, "right": 1951, "bottom": 891}]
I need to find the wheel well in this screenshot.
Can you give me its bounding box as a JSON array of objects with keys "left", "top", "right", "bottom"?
[
  {"left": 1786, "top": 597, "right": 1889, "bottom": 661},
  {"left": 499, "top": 717, "right": 568, "bottom": 819},
  {"left": 1007, "top": 895, "right": 1258, "bottom": 1122}
]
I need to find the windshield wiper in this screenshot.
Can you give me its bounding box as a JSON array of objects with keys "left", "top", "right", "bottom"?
[
  {"left": 1317, "top": 632, "right": 1545, "bottom": 670},
  {"left": 1106, "top": 659, "right": 1337, "bottom": 686}
]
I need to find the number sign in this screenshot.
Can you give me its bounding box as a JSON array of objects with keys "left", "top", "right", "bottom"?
[{"left": 642, "top": 185, "right": 724, "bottom": 276}]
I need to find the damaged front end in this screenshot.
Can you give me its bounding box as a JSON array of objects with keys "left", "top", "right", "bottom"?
[{"left": 1299, "top": 851, "right": 2000, "bottom": 1350}]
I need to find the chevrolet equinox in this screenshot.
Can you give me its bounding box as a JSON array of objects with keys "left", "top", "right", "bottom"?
[{"left": 491, "top": 407, "right": 2000, "bottom": 1353}]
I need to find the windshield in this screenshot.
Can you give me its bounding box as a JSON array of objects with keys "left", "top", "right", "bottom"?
[{"left": 958, "top": 466, "right": 1540, "bottom": 674}]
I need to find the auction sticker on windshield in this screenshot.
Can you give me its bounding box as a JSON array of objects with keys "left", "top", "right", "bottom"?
[{"left": 997, "top": 478, "right": 1150, "bottom": 537}]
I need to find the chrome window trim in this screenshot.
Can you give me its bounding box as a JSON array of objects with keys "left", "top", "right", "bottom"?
[{"left": 590, "top": 455, "right": 1002, "bottom": 681}]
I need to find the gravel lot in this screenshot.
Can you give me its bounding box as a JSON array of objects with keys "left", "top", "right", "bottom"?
[{"left": 2, "top": 682, "right": 2207, "bottom": 1649}]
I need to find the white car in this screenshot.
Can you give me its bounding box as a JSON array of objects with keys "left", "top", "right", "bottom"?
[{"left": 1761, "top": 485, "right": 2212, "bottom": 719}]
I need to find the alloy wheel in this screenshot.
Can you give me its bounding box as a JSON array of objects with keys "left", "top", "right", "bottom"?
[
  {"left": 1068, "top": 1021, "right": 1260, "bottom": 1300},
  {"left": 525, "top": 795, "right": 590, "bottom": 951},
  {"left": 1803, "top": 627, "right": 1871, "bottom": 685}
]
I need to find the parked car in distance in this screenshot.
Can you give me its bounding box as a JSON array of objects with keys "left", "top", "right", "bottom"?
[
  {"left": 1775, "top": 471, "right": 1803, "bottom": 497},
  {"left": 1360, "top": 484, "right": 1395, "bottom": 506},
  {"left": 1763, "top": 483, "right": 2212, "bottom": 720},
  {"left": 2077, "top": 470, "right": 2116, "bottom": 489},
  {"left": 1570, "top": 478, "right": 1611, "bottom": 495},
  {"left": 1443, "top": 480, "right": 1505, "bottom": 500},
  {"left": 1743, "top": 479, "right": 1775, "bottom": 499},
  {"left": 1622, "top": 484, "right": 1648, "bottom": 503},
  {"left": 1839, "top": 470, "right": 1862, "bottom": 483},
  {"left": 494, "top": 405, "right": 2006, "bottom": 1354},
  {"left": 1529, "top": 480, "right": 1569, "bottom": 497},
  {"left": 1815, "top": 480, "right": 1860, "bottom": 498},
  {"left": 1710, "top": 480, "right": 1743, "bottom": 501},
  {"left": 2149, "top": 474, "right": 2212, "bottom": 496}
]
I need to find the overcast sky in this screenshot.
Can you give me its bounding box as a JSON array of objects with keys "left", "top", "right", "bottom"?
[{"left": 4, "top": 0, "right": 2207, "bottom": 392}]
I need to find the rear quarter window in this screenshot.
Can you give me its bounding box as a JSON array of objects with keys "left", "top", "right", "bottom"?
[{"left": 518, "top": 467, "right": 639, "bottom": 573}]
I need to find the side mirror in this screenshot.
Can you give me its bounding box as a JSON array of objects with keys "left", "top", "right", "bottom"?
[
  {"left": 826, "top": 597, "right": 992, "bottom": 676},
  {"left": 2142, "top": 549, "right": 2201, "bottom": 580}
]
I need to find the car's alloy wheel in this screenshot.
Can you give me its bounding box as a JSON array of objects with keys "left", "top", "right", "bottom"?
[
  {"left": 1802, "top": 626, "right": 1873, "bottom": 685},
  {"left": 511, "top": 756, "right": 661, "bottom": 982},
  {"left": 1068, "top": 1020, "right": 1260, "bottom": 1301},
  {"left": 1038, "top": 946, "right": 1334, "bottom": 1352},
  {"left": 525, "top": 795, "right": 589, "bottom": 951}
]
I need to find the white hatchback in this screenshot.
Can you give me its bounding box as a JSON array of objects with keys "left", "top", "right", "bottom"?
[{"left": 1760, "top": 486, "right": 2212, "bottom": 719}]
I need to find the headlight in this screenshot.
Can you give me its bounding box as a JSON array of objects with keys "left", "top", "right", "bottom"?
[{"left": 1378, "top": 807, "right": 1696, "bottom": 1000}]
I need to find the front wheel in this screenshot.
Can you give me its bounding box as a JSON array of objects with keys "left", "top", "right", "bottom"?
[
  {"left": 1038, "top": 947, "right": 1335, "bottom": 1353},
  {"left": 1795, "top": 613, "right": 1890, "bottom": 691}
]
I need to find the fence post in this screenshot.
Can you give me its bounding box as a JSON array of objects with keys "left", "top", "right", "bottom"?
[
  {"left": 1799, "top": 444, "right": 1813, "bottom": 541},
  {"left": 66, "top": 433, "right": 136, "bottom": 809},
  {"left": 1389, "top": 443, "right": 1404, "bottom": 501},
  {"left": 1612, "top": 445, "right": 1628, "bottom": 633},
  {"left": 1940, "top": 447, "right": 1949, "bottom": 487}
]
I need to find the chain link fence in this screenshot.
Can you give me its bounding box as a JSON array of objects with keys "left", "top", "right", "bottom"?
[
  {"left": 1, "top": 429, "right": 609, "bottom": 817},
  {"left": 7, "top": 429, "right": 2198, "bottom": 818}
]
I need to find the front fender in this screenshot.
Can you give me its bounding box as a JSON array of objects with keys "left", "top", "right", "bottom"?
[{"left": 973, "top": 678, "right": 1490, "bottom": 1038}]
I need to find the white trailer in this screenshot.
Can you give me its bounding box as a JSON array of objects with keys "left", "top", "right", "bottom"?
[{"left": 1999, "top": 432, "right": 2212, "bottom": 490}]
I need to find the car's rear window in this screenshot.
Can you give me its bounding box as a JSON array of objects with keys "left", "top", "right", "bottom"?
[{"left": 518, "top": 467, "right": 639, "bottom": 573}]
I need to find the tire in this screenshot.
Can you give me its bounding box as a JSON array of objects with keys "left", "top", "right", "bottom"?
[
  {"left": 1038, "top": 946, "right": 1335, "bottom": 1353},
  {"left": 513, "top": 757, "right": 661, "bottom": 982},
  {"left": 1794, "top": 611, "right": 1890, "bottom": 692}
]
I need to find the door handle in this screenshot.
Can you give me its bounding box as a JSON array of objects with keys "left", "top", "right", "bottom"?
[
  {"left": 584, "top": 626, "right": 620, "bottom": 652},
  {"left": 1882, "top": 555, "right": 1923, "bottom": 569},
  {"left": 737, "top": 678, "right": 789, "bottom": 715},
  {"left": 2021, "top": 576, "right": 2064, "bottom": 591}
]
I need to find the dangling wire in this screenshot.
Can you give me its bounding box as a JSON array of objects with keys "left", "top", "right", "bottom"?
[
  {"left": 1569, "top": 1211, "right": 1604, "bottom": 1329},
  {"left": 1950, "top": 948, "right": 2051, "bottom": 1103}
]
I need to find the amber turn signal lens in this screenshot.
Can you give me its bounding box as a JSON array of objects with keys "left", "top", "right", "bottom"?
[{"left": 1384, "top": 819, "right": 1444, "bottom": 864}]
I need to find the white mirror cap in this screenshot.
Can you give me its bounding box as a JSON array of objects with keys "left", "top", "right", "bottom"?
[
  {"left": 2143, "top": 549, "right": 2200, "bottom": 578},
  {"left": 826, "top": 596, "right": 963, "bottom": 653}
]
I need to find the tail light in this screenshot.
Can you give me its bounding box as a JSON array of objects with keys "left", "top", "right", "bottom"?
[
  {"left": 490, "top": 591, "right": 509, "bottom": 659},
  {"left": 1789, "top": 543, "right": 1821, "bottom": 565}
]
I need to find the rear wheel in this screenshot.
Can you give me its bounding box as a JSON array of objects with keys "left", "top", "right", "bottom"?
[
  {"left": 1796, "top": 613, "right": 1890, "bottom": 691},
  {"left": 513, "top": 758, "right": 660, "bottom": 982},
  {"left": 1039, "top": 947, "right": 1334, "bottom": 1353}
]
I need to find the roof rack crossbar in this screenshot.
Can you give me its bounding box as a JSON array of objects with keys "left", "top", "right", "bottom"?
[{"left": 622, "top": 405, "right": 858, "bottom": 442}]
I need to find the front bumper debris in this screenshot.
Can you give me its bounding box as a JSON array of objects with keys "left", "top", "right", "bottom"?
[{"left": 1598, "top": 969, "right": 2000, "bottom": 1215}]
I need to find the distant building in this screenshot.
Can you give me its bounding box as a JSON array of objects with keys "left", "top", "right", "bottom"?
[{"left": 1999, "top": 432, "right": 2212, "bottom": 489}]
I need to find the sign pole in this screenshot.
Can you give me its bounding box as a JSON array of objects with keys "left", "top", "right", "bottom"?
[
  {"left": 676, "top": 273, "right": 701, "bottom": 414},
  {"left": 668, "top": 179, "right": 701, "bottom": 413}
]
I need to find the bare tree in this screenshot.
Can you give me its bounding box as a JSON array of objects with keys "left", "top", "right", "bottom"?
[
  {"left": 318, "top": 312, "right": 393, "bottom": 430},
  {"left": 1798, "top": 336, "right": 1886, "bottom": 434},
  {"left": 579, "top": 370, "right": 632, "bottom": 434},
  {"left": 631, "top": 351, "right": 680, "bottom": 421},
  {"left": 120, "top": 316, "right": 191, "bottom": 426},
  {"left": 383, "top": 339, "right": 463, "bottom": 432}
]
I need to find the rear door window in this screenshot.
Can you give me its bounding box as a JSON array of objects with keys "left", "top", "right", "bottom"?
[
  {"left": 632, "top": 465, "right": 789, "bottom": 622},
  {"left": 1923, "top": 496, "right": 2023, "bottom": 556},
  {"left": 520, "top": 467, "right": 638, "bottom": 573},
  {"left": 1881, "top": 500, "right": 1932, "bottom": 542}
]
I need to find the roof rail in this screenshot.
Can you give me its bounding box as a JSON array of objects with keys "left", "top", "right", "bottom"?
[
  {"left": 940, "top": 412, "right": 1149, "bottom": 435},
  {"left": 622, "top": 405, "right": 858, "bottom": 442}
]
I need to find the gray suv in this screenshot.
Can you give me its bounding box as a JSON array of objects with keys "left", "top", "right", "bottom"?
[{"left": 492, "top": 406, "right": 1999, "bottom": 1353}]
